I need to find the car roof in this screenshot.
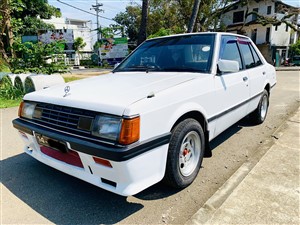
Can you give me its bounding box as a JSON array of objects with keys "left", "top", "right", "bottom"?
[{"left": 146, "top": 32, "right": 250, "bottom": 41}]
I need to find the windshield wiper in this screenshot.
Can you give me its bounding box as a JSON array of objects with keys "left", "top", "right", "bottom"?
[
  {"left": 126, "top": 65, "right": 158, "bottom": 73},
  {"left": 161, "top": 67, "right": 206, "bottom": 73}
]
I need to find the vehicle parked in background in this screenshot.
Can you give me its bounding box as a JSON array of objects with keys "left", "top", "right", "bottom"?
[
  {"left": 292, "top": 55, "right": 300, "bottom": 66},
  {"left": 13, "top": 32, "right": 276, "bottom": 196}
]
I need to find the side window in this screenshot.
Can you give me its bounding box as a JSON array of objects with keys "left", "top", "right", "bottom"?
[
  {"left": 249, "top": 44, "right": 263, "bottom": 67},
  {"left": 239, "top": 42, "right": 255, "bottom": 69},
  {"left": 220, "top": 36, "right": 243, "bottom": 70}
]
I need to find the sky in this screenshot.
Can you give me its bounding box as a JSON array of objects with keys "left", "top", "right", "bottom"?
[
  {"left": 48, "top": 0, "right": 142, "bottom": 28},
  {"left": 47, "top": 0, "right": 299, "bottom": 41}
]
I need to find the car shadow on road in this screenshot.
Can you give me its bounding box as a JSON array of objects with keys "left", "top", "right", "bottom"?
[
  {"left": 1, "top": 153, "right": 143, "bottom": 225},
  {"left": 135, "top": 118, "right": 252, "bottom": 201},
  {"left": 1, "top": 118, "right": 255, "bottom": 223}
]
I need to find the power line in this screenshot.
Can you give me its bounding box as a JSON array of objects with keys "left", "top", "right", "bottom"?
[{"left": 56, "top": 0, "right": 117, "bottom": 22}]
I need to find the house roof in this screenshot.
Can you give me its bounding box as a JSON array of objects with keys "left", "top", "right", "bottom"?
[{"left": 222, "top": 0, "right": 299, "bottom": 12}]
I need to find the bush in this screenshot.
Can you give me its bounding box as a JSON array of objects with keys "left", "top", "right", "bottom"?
[
  {"left": 80, "top": 59, "right": 95, "bottom": 67},
  {"left": 0, "top": 57, "right": 10, "bottom": 72},
  {"left": 0, "top": 76, "right": 24, "bottom": 100},
  {"left": 10, "top": 40, "right": 69, "bottom": 74},
  {"left": 290, "top": 40, "right": 300, "bottom": 56}
]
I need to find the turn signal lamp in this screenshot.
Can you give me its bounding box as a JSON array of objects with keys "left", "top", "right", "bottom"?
[
  {"left": 18, "top": 101, "right": 24, "bottom": 117},
  {"left": 119, "top": 117, "right": 140, "bottom": 145}
]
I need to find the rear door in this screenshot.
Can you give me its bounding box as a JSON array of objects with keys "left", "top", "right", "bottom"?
[{"left": 237, "top": 39, "right": 266, "bottom": 113}]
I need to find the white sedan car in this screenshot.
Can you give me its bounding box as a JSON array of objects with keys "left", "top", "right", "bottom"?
[{"left": 13, "top": 32, "right": 276, "bottom": 196}]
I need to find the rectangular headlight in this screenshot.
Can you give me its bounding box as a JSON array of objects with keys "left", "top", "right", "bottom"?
[
  {"left": 19, "top": 102, "right": 36, "bottom": 119},
  {"left": 92, "top": 115, "right": 122, "bottom": 141}
]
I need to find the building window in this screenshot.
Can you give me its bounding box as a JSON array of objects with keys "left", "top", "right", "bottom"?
[
  {"left": 266, "top": 27, "right": 270, "bottom": 43},
  {"left": 286, "top": 24, "right": 289, "bottom": 32},
  {"left": 252, "top": 8, "right": 258, "bottom": 21},
  {"left": 267, "top": 6, "right": 272, "bottom": 14},
  {"left": 233, "top": 11, "right": 244, "bottom": 23},
  {"left": 275, "top": 25, "right": 278, "bottom": 31},
  {"left": 251, "top": 29, "right": 257, "bottom": 43}
]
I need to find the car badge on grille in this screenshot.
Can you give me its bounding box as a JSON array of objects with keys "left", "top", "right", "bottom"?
[{"left": 63, "top": 85, "right": 71, "bottom": 97}]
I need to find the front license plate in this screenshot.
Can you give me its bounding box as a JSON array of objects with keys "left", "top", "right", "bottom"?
[{"left": 35, "top": 133, "right": 68, "bottom": 153}]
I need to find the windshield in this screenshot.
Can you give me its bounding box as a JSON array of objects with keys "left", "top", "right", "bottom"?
[{"left": 114, "top": 34, "right": 215, "bottom": 73}]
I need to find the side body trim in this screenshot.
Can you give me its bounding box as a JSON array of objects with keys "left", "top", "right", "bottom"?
[{"left": 208, "top": 91, "right": 263, "bottom": 123}]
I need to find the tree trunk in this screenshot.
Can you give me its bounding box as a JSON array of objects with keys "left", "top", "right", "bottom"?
[
  {"left": 187, "top": 0, "right": 201, "bottom": 33},
  {"left": 137, "top": 0, "right": 149, "bottom": 46},
  {"left": 0, "top": 0, "right": 15, "bottom": 59}
]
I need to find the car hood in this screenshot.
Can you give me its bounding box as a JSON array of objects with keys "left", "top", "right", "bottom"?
[{"left": 24, "top": 72, "right": 197, "bottom": 116}]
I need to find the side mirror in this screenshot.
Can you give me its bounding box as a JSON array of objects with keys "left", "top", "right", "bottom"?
[{"left": 217, "top": 59, "right": 239, "bottom": 73}]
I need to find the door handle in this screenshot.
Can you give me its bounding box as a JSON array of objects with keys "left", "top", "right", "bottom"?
[{"left": 243, "top": 77, "right": 248, "bottom": 82}]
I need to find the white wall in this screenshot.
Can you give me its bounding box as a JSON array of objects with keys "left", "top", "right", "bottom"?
[
  {"left": 271, "top": 24, "right": 291, "bottom": 46},
  {"left": 221, "top": 0, "right": 275, "bottom": 25},
  {"left": 43, "top": 17, "right": 93, "bottom": 52},
  {"left": 221, "top": 0, "right": 296, "bottom": 47}
]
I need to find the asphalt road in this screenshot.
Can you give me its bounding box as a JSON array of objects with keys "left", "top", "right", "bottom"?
[{"left": 1, "top": 71, "right": 299, "bottom": 225}]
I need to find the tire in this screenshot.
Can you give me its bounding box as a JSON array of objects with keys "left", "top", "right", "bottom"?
[
  {"left": 250, "top": 89, "right": 269, "bottom": 125},
  {"left": 164, "top": 118, "right": 205, "bottom": 188}
]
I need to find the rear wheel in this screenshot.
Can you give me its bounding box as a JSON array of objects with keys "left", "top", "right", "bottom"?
[
  {"left": 250, "top": 89, "right": 269, "bottom": 124},
  {"left": 164, "top": 119, "right": 205, "bottom": 188}
]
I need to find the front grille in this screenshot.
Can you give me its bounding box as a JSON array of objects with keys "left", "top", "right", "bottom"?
[{"left": 32, "top": 103, "right": 97, "bottom": 137}]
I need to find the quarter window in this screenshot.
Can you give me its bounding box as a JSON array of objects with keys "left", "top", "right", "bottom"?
[{"left": 249, "top": 44, "right": 263, "bottom": 67}]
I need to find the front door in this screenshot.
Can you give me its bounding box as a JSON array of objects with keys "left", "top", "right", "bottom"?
[{"left": 212, "top": 35, "right": 250, "bottom": 137}]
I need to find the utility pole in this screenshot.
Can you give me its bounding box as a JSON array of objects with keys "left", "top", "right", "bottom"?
[
  {"left": 188, "top": 0, "right": 201, "bottom": 33},
  {"left": 137, "top": 0, "right": 149, "bottom": 46},
  {"left": 91, "top": 0, "right": 104, "bottom": 41}
]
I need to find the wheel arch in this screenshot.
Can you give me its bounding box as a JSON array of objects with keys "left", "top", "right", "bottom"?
[
  {"left": 171, "top": 111, "right": 208, "bottom": 132},
  {"left": 170, "top": 110, "right": 212, "bottom": 157},
  {"left": 264, "top": 83, "right": 270, "bottom": 96}
]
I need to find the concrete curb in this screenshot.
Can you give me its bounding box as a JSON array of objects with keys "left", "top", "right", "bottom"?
[
  {"left": 275, "top": 67, "right": 300, "bottom": 71},
  {"left": 185, "top": 107, "right": 299, "bottom": 225}
]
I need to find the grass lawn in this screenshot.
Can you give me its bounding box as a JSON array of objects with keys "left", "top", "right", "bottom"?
[
  {"left": 63, "top": 76, "right": 84, "bottom": 83},
  {"left": 0, "top": 97, "right": 21, "bottom": 108}
]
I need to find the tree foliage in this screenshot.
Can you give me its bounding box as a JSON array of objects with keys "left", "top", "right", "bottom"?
[
  {"left": 10, "top": 0, "right": 61, "bottom": 36},
  {"left": 114, "top": 0, "right": 231, "bottom": 43},
  {"left": 10, "top": 40, "right": 68, "bottom": 74},
  {"left": 73, "top": 37, "right": 86, "bottom": 52},
  {"left": 0, "top": 0, "right": 61, "bottom": 62},
  {"left": 290, "top": 40, "right": 300, "bottom": 56}
]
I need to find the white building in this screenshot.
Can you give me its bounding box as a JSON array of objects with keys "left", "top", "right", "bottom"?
[
  {"left": 220, "top": 0, "right": 300, "bottom": 64},
  {"left": 43, "top": 17, "right": 93, "bottom": 53}
]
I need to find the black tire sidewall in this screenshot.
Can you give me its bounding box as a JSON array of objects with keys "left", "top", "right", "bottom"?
[
  {"left": 166, "top": 119, "right": 205, "bottom": 188},
  {"left": 256, "top": 90, "right": 269, "bottom": 124}
]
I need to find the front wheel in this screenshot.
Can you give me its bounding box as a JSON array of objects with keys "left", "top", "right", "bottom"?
[{"left": 164, "top": 119, "right": 205, "bottom": 188}]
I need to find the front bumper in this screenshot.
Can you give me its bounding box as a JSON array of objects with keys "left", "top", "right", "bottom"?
[{"left": 12, "top": 118, "right": 171, "bottom": 196}]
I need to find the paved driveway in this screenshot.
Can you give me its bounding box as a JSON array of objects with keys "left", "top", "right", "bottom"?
[{"left": 1, "top": 71, "right": 299, "bottom": 224}]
